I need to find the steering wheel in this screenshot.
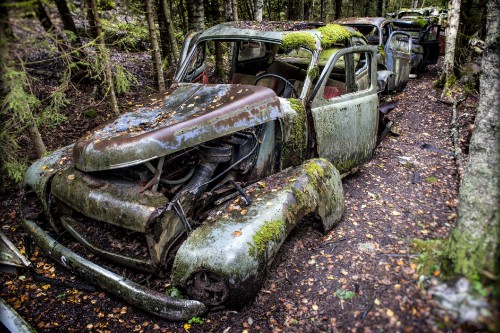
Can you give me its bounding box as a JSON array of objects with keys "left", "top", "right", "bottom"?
[{"left": 254, "top": 74, "right": 298, "bottom": 98}]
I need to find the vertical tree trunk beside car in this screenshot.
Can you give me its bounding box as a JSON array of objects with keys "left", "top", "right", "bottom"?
[
  {"left": 54, "top": 0, "right": 81, "bottom": 46},
  {"left": 160, "top": 0, "right": 179, "bottom": 64},
  {"left": 254, "top": 0, "right": 263, "bottom": 20},
  {"left": 86, "top": 0, "right": 119, "bottom": 114},
  {"left": 287, "top": 0, "right": 304, "bottom": 20},
  {"left": 145, "top": 0, "right": 166, "bottom": 92},
  {"left": 0, "top": 0, "right": 14, "bottom": 40},
  {"left": 187, "top": 0, "right": 205, "bottom": 30},
  {"left": 441, "top": 0, "right": 461, "bottom": 98},
  {"left": 446, "top": 0, "right": 500, "bottom": 282}
]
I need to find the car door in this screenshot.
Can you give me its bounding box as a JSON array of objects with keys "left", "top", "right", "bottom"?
[
  {"left": 384, "top": 31, "right": 412, "bottom": 90},
  {"left": 307, "top": 45, "right": 379, "bottom": 174},
  {"left": 420, "top": 24, "right": 440, "bottom": 66}
]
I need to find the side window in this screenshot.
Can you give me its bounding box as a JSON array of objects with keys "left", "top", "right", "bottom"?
[
  {"left": 238, "top": 41, "right": 267, "bottom": 61},
  {"left": 185, "top": 43, "right": 206, "bottom": 82}
]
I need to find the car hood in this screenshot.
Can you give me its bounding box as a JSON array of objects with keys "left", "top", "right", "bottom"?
[{"left": 73, "top": 83, "right": 282, "bottom": 172}]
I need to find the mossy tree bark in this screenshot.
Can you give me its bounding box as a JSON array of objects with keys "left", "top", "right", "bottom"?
[
  {"left": 145, "top": 0, "right": 165, "bottom": 92},
  {"left": 187, "top": 0, "right": 205, "bottom": 30},
  {"left": 160, "top": 0, "right": 179, "bottom": 65},
  {"left": 446, "top": 0, "right": 500, "bottom": 281}
]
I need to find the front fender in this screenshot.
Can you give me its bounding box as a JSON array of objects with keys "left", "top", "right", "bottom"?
[{"left": 171, "top": 158, "right": 344, "bottom": 307}]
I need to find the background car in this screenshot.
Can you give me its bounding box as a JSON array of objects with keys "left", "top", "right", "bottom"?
[
  {"left": 335, "top": 17, "right": 412, "bottom": 92},
  {"left": 392, "top": 17, "right": 441, "bottom": 74}
]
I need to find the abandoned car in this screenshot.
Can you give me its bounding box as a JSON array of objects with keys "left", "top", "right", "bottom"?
[
  {"left": 392, "top": 18, "right": 441, "bottom": 74},
  {"left": 335, "top": 17, "right": 412, "bottom": 92},
  {"left": 22, "top": 22, "right": 382, "bottom": 320}
]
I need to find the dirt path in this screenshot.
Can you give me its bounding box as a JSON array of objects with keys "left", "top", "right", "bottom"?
[{"left": 1, "top": 64, "right": 468, "bottom": 332}]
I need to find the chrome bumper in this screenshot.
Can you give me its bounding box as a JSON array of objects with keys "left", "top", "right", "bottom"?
[{"left": 22, "top": 219, "right": 206, "bottom": 321}]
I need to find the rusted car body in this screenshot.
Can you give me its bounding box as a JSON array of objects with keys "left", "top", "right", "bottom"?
[
  {"left": 22, "top": 22, "right": 380, "bottom": 320},
  {"left": 392, "top": 18, "right": 441, "bottom": 74},
  {"left": 335, "top": 17, "right": 412, "bottom": 92}
]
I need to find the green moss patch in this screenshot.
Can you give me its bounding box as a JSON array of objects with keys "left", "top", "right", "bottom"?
[
  {"left": 317, "top": 24, "right": 362, "bottom": 48},
  {"left": 249, "top": 220, "right": 286, "bottom": 257},
  {"left": 282, "top": 99, "right": 307, "bottom": 168},
  {"left": 282, "top": 32, "right": 316, "bottom": 50}
]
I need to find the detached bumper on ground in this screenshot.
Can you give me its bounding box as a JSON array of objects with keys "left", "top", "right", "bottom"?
[{"left": 21, "top": 219, "right": 207, "bottom": 321}]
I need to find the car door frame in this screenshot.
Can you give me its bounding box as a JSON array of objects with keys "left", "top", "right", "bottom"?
[
  {"left": 306, "top": 45, "right": 379, "bottom": 173},
  {"left": 384, "top": 31, "right": 412, "bottom": 90}
]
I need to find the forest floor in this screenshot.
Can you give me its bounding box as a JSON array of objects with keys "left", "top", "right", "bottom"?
[{"left": 1, "top": 44, "right": 498, "bottom": 332}]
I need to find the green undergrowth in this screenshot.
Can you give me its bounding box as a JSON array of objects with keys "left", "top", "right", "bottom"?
[{"left": 412, "top": 238, "right": 449, "bottom": 278}]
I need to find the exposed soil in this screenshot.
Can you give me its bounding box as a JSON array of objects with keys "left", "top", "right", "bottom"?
[{"left": 0, "top": 27, "right": 496, "bottom": 332}]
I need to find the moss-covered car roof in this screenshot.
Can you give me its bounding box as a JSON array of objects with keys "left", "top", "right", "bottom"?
[{"left": 198, "top": 21, "right": 363, "bottom": 50}]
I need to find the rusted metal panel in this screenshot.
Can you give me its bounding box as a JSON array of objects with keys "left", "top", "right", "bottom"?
[
  {"left": 22, "top": 219, "right": 207, "bottom": 321},
  {"left": 51, "top": 167, "right": 168, "bottom": 233},
  {"left": 74, "top": 84, "right": 281, "bottom": 172}
]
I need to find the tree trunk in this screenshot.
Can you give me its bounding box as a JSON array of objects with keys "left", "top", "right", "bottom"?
[
  {"left": 178, "top": 0, "right": 188, "bottom": 33},
  {"left": 232, "top": 0, "right": 239, "bottom": 20},
  {"left": 188, "top": 0, "right": 205, "bottom": 30},
  {"left": 213, "top": 0, "right": 224, "bottom": 81},
  {"left": 54, "top": 0, "right": 82, "bottom": 45},
  {"left": 0, "top": 0, "right": 14, "bottom": 40},
  {"left": 27, "top": 124, "right": 47, "bottom": 158},
  {"left": 86, "top": 0, "right": 119, "bottom": 114},
  {"left": 334, "top": 0, "right": 341, "bottom": 19},
  {"left": 320, "top": 0, "right": 324, "bottom": 21},
  {"left": 446, "top": 0, "right": 500, "bottom": 281},
  {"left": 157, "top": 2, "right": 171, "bottom": 64},
  {"left": 288, "top": 0, "right": 304, "bottom": 20},
  {"left": 161, "top": 0, "right": 178, "bottom": 64},
  {"left": 145, "top": 0, "right": 165, "bottom": 92},
  {"left": 225, "top": 0, "right": 234, "bottom": 20},
  {"left": 35, "top": 1, "right": 55, "bottom": 33},
  {"left": 254, "top": 0, "right": 263, "bottom": 20},
  {"left": 376, "top": 0, "right": 384, "bottom": 16},
  {"left": 441, "top": 0, "right": 461, "bottom": 98}
]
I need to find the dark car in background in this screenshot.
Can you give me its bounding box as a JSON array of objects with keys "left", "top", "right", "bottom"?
[
  {"left": 392, "top": 18, "right": 441, "bottom": 74},
  {"left": 335, "top": 17, "right": 412, "bottom": 92}
]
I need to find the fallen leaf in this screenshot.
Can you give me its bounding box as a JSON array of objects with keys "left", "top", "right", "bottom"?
[{"left": 232, "top": 230, "right": 242, "bottom": 237}]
